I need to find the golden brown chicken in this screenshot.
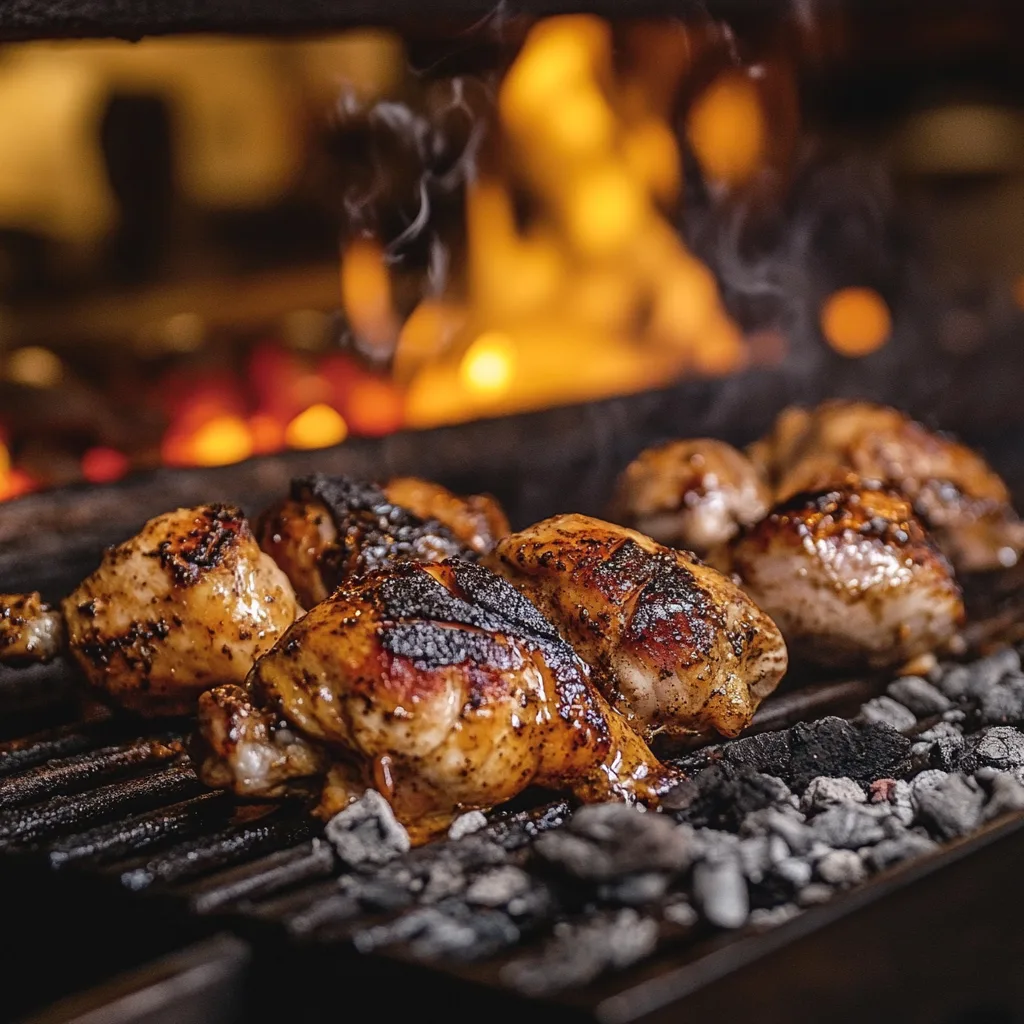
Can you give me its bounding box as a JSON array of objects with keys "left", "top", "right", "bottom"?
[
  {"left": 608, "top": 439, "right": 771, "bottom": 560},
  {"left": 0, "top": 592, "right": 65, "bottom": 663},
  {"left": 383, "top": 478, "right": 510, "bottom": 555},
  {"left": 488, "top": 514, "right": 788, "bottom": 741},
  {"left": 256, "top": 475, "right": 474, "bottom": 609},
  {"left": 194, "top": 558, "right": 676, "bottom": 843},
  {"left": 749, "top": 400, "right": 1024, "bottom": 572},
  {"left": 731, "top": 487, "right": 964, "bottom": 670},
  {"left": 61, "top": 505, "right": 299, "bottom": 716}
]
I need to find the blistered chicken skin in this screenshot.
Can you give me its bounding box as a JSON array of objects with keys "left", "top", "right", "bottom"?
[
  {"left": 608, "top": 439, "right": 771, "bottom": 559},
  {"left": 62, "top": 505, "right": 299, "bottom": 716},
  {"left": 731, "top": 487, "right": 964, "bottom": 670},
  {"left": 256, "top": 475, "right": 467, "bottom": 609},
  {"left": 489, "top": 514, "right": 788, "bottom": 741},
  {"left": 750, "top": 400, "right": 1024, "bottom": 572},
  {"left": 195, "top": 559, "right": 676, "bottom": 843}
]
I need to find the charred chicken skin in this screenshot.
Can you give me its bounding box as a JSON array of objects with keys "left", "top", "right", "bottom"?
[
  {"left": 256, "top": 475, "right": 478, "bottom": 609},
  {"left": 61, "top": 505, "right": 299, "bottom": 716},
  {"left": 749, "top": 400, "right": 1024, "bottom": 572},
  {"left": 488, "top": 514, "right": 788, "bottom": 741},
  {"left": 608, "top": 439, "right": 771, "bottom": 559},
  {"left": 730, "top": 487, "right": 964, "bottom": 670},
  {"left": 195, "top": 558, "right": 676, "bottom": 843}
]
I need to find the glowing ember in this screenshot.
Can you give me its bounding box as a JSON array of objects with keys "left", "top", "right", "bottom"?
[
  {"left": 285, "top": 403, "right": 348, "bottom": 449},
  {"left": 82, "top": 447, "right": 129, "bottom": 484},
  {"left": 342, "top": 379, "right": 404, "bottom": 437},
  {"left": 248, "top": 413, "right": 286, "bottom": 455},
  {"left": 821, "top": 287, "right": 892, "bottom": 357},
  {"left": 186, "top": 415, "right": 254, "bottom": 467}
]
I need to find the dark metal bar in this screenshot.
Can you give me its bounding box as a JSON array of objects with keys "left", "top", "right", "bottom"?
[
  {"left": 0, "top": 764, "right": 204, "bottom": 846},
  {"left": 0, "top": 735, "right": 185, "bottom": 810},
  {"left": 185, "top": 838, "right": 336, "bottom": 915},
  {"left": 109, "top": 812, "right": 319, "bottom": 892},
  {"left": 242, "top": 878, "right": 361, "bottom": 938},
  {"left": 45, "top": 791, "right": 232, "bottom": 869},
  {"left": 0, "top": 717, "right": 126, "bottom": 778}
]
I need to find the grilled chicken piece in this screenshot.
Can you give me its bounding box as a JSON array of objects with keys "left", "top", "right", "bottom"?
[
  {"left": 62, "top": 505, "right": 299, "bottom": 717},
  {"left": 489, "top": 514, "right": 788, "bottom": 741},
  {"left": 608, "top": 439, "right": 771, "bottom": 559},
  {"left": 731, "top": 487, "right": 964, "bottom": 670},
  {"left": 195, "top": 558, "right": 676, "bottom": 843},
  {"left": 383, "top": 477, "right": 510, "bottom": 555},
  {"left": 0, "top": 592, "right": 65, "bottom": 663},
  {"left": 750, "top": 400, "right": 1024, "bottom": 572},
  {"left": 256, "top": 475, "right": 468, "bottom": 609}
]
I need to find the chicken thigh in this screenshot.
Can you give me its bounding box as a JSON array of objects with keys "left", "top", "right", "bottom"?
[
  {"left": 731, "top": 487, "right": 964, "bottom": 670},
  {"left": 489, "top": 514, "right": 788, "bottom": 741},
  {"left": 62, "top": 504, "right": 299, "bottom": 716},
  {"left": 750, "top": 400, "right": 1024, "bottom": 572},
  {"left": 608, "top": 439, "right": 771, "bottom": 559},
  {"left": 383, "top": 478, "right": 510, "bottom": 554},
  {"left": 194, "top": 558, "right": 675, "bottom": 843}
]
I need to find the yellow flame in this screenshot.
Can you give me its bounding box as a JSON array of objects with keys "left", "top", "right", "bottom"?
[
  {"left": 820, "top": 288, "right": 891, "bottom": 357},
  {"left": 0, "top": 442, "right": 10, "bottom": 478},
  {"left": 687, "top": 71, "right": 765, "bottom": 187},
  {"left": 341, "top": 239, "right": 399, "bottom": 355},
  {"left": 189, "top": 415, "right": 253, "bottom": 466},
  {"left": 460, "top": 333, "right": 517, "bottom": 395},
  {"left": 285, "top": 403, "right": 348, "bottom": 449}
]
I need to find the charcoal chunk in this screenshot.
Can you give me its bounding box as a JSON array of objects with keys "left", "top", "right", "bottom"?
[
  {"left": 960, "top": 727, "right": 1024, "bottom": 773},
  {"left": 800, "top": 776, "right": 866, "bottom": 814},
  {"left": 501, "top": 910, "right": 658, "bottom": 995},
  {"left": 982, "top": 772, "right": 1024, "bottom": 821},
  {"left": 796, "top": 883, "right": 834, "bottom": 907},
  {"left": 598, "top": 872, "right": 671, "bottom": 906},
  {"left": 977, "top": 674, "right": 1024, "bottom": 726},
  {"left": 719, "top": 729, "right": 793, "bottom": 778},
  {"left": 325, "top": 790, "right": 411, "bottom": 868},
  {"left": 810, "top": 805, "right": 889, "bottom": 849},
  {"left": 448, "top": 811, "right": 487, "bottom": 840},
  {"left": 859, "top": 696, "right": 917, "bottom": 734},
  {"left": 692, "top": 855, "right": 749, "bottom": 929},
  {"left": 750, "top": 903, "right": 801, "bottom": 926},
  {"left": 914, "top": 774, "right": 985, "bottom": 839},
  {"left": 788, "top": 718, "right": 912, "bottom": 790},
  {"left": 816, "top": 849, "right": 866, "bottom": 887},
  {"left": 662, "top": 898, "right": 699, "bottom": 928},
  {"left": 672, "top": 763, "right": 791, "bottom": 832},
  {"left": 465, "top": 866, "right": 531, "bottom": 908},
  {"left": 864, "top": 832, "right": 939, "bottom": 871},
  {"left": 773, "top": 856, "right": 812, "bottom": 889},
  {"left": 534, "top": 804, "right": 695, "bottom": 880},
  {"left": 887, "top": 677, "right": 953, "bottom": 717}
]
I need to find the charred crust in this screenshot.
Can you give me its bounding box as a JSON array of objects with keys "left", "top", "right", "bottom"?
[
  {"left": 151, "top": 504, "right": 248, "bottom": 587},
  {"left": 292, "top": 474, "right": 469, "bottom": 589}
]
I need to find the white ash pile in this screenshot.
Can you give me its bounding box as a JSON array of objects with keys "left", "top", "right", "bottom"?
[{"left": 303, "top": 643, "right": 1024, "bottom": 996}]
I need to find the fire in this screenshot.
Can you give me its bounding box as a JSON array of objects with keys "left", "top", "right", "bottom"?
[
  {"left": 341, "top": 239, "right": 400, "bottom": 358},
  {"left": 460, "top": 333, "right": 516, "bottom": 395},
  {"left": 687, "top": 71, "right": 766, "bottom": 188},
  {"left": 821, "top": 287, "right": 892, "bottom": 357},
  {"left": 285, "top": 403, "right": 348, "bottom": 449},
  {"left": 187, "top": 415, "right": 254, "bottom": 467},
  {"left": 393, "top": 15, "right": 752, "bottom": 428},
  {"left": 81, "top": 447, "right": 129, "bottom": 484},
  {"left": 0, "top": 440, "right": 35, "bottom": 501}
]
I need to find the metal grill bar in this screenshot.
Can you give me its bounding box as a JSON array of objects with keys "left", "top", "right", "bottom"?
[
  {"left": 45, "top": 791, "right": 232, "bottom": 869},
  {"left": 0, "top": 763, "right": 203, "bottom": 846},
  {"left": 109, "top": 812, "right": 319, "bottom": 892},
  {"left": 242, "top": 878, "right": 360, "bottom": 938},
  {"left": 0, "top": 735, "right": 185, "bottom": 810},
  {"left": 0, "top": 718, "right": 126, "bottom": 778},
  {"left": 185, "top": 838, "right": 335, "bottom": 914}
]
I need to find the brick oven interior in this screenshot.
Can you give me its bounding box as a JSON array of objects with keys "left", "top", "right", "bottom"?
[{"left": 2, "top": 2, "right": 1024, "bottom": 1022}]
